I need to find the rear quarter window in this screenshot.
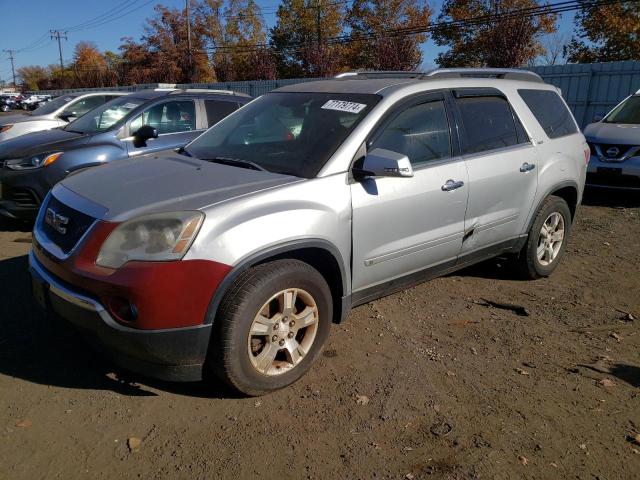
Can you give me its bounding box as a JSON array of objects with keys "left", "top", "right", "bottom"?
[
  {"left": 518, "top": 89, "right": 578, "bottom": 139},
  {"left": 204, "top": 100, "right": 240, "bottom": 127}
]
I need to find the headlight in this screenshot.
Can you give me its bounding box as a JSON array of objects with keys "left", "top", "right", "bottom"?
[
  {"left": 0, "top": 125, "right": 13, "bottom": 133},
  {"left": 5, "top": 152, "right": 63, "bottom": 170},
  {"left": 96, "top": 211, "right": 204, "bottom": 269}
]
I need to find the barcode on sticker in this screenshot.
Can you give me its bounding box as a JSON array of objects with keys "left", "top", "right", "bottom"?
[{"left": 321, "top": 100, "right": 367, "bottom": 114}]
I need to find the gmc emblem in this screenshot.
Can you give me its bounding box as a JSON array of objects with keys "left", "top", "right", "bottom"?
[{"left": 45, "top": 208, "right": 69, "bottom": 235}]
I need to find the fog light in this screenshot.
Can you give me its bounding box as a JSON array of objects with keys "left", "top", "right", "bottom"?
[{"left": 108, "top": 297, "right": 138, "bottom": 323}]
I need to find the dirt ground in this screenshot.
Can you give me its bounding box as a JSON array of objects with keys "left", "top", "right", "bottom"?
[{"left": 0, "top": 189, "right": 639, "bottom": 480}]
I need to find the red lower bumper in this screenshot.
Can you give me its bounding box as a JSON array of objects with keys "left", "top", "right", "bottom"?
[{"left": 34, "top": 221, "right": 232, "bottom": 330}]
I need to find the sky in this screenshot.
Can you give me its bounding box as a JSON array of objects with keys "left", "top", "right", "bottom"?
[{"left": 0, "top": 0, "right": 577, "bottom": 83}]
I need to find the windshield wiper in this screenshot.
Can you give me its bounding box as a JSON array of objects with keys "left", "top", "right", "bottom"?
[
  {"left": 203, "top": 156, "right": 266, "bottom": 172},
  {"left": 176, "top": 146, "right": 192, "bottom": 157}
]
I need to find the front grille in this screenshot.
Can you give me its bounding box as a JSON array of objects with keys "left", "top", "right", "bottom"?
[
  {"left": 594, "top": 143, "right": 637, "bottom": 160},
  {"left": 587, "top": 172, "right": 640, "bottom": 189},
  {"left": 39, "top": 194, "right": 96, "bottom": 255},
  {"left": 10, "top": 188, "right": 40, "bottom": 208}
]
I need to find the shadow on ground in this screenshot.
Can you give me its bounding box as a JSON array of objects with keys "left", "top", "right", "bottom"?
[
  {"left": 0, "top": 254, "right": 239, "bottom": 399},
  {"left": 0, "top": 216, "right": 32, "bottom": 233},
  {"left": 583, "top": 188, "right": 640, "bottom": 208}
]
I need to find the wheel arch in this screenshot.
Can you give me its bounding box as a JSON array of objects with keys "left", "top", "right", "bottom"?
[
  {"left": 527, "top": 180, "right": 579, "bottom": 233},
  {"left": 204, "top": 239, "right": 350, "bottom": 328}
]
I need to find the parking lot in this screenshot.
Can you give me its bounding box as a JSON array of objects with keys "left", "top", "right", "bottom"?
[{"left": 0, "top": 183, "right": 638, "bottom": 479}]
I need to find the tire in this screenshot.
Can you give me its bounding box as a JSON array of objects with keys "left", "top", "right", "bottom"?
[
  {"left": 207, "top": 259, "right": 333, "bottom": 396},
  {"left": 1, "top": 105, "right": 8, "bottom": 112},
  {"left": 516, "top": 195, "right": 572, "bottom": 279}
]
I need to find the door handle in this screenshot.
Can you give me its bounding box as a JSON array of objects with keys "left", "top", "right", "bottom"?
[
  {"left": 520, "top": 162, "right": 536, "bottom": 172},
  {"left": 441, "top": 179, "right": 464, "bottom": 191}
]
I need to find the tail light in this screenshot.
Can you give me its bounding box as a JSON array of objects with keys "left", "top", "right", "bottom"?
[{"left": 583, "top": 147, "right": 591, "bottom": 165}]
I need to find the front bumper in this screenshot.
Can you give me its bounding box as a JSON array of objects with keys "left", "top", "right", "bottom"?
[
  {"left": 29, "top": 250, "right": 212, "bottom": 381},
  {"left": 586, "top": 154, "right": 640, "bottom": 190},
  {"left": 0, "top": 168, "right": 48, "bottom": 220}
]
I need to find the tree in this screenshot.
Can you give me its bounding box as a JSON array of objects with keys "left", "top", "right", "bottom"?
[
  {"left": 345, "top": 0, "right": 432, "bottom": 71},
  {"left": 433, "top": 0, "right": 556, "bottom": 68},
  {"left": 71, "top": 41, "right": 108, "bottom": 88},
  {"left": 270, "top": 0, "right": 346, "bottom": 78},
  {"left": 17, "top": 66, "right": 49, "bottom": 91},
  {"left": 564, "top": 0, "right": 640, "bottom": 63}
]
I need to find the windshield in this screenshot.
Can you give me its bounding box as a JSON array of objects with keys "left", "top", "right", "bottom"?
[
  {"left": 31, "top": 95, "right": 77, "bottom": 116},
  {"left": 604, "top": 95, "right": 640, "bottom": 124},
  {"left": 64, "top": 96, "right": 144, "bottom": 134},
  {"left": 186, "top": 92, "right": 380, "bottom": 178}
]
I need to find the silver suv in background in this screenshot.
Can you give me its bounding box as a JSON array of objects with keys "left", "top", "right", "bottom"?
[
  {"left": 0, "top": 91, "right": 126, "bottom": 142},
  {"left": 584, "top": 89, "right": 640, "bottom": 190},
  {"left": 29, "top": 69, "right": 588, "bottom": 396}
]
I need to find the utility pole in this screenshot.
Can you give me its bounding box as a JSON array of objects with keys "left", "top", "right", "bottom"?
[
  {"left": 50, "top": 30, "right": 68, "bottom": 78},
  {"left": 316, "top": 0, "right": 322, "bottom": 45},
  {"left": 185, "top": 0, "right": 193, "bottom": 82},
  {"left": 3, "top": 49, "right": 16, "bottom": 88}
]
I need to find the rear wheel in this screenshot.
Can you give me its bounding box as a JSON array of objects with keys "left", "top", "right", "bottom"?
[
  {"left": 516, "top": 195, "right": 571, "bottom": 279},
  {"left": 208, "top": 259, "right": 332, "bottom": 396}
]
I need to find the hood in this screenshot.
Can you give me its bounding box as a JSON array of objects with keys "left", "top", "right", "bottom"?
[
  {"left": 0, "top": 128, "right": 88, "bottom": 160},
  {"left": 0, "top": 113, "right": 35, "bottom": 125},
  {"left": 0, "top": 113, "right": 53, "bottom": 125},
  {"left": 57, "top": 150, "right": 301, "bottom": 222},
  {"left": 583, "top": 121, "right": 640, "bottom": 144}
]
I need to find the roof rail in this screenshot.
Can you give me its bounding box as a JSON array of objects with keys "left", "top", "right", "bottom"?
[
  {"left": 171, "top": 88, "right": 237, "bottom": 95},
  {"left": 335, "top": 68, "right": 544, "bottom": 83},
  {"left": 335, "top": 70, "right": 426, "bottom": 79},
  {"left": 424, "top": 68, "right": 544, "bottom": 83}
]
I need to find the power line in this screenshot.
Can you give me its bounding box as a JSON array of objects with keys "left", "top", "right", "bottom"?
[{"left": 50, "top": 30, "right": 68, "bottom": 74}]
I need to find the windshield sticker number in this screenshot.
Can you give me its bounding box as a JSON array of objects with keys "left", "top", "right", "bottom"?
[
  {"left": 123, "top": 103, "right": 139, "bottom": 109},
  {"left": 321, "top": 100, "right": 367, "bottom": 114}
]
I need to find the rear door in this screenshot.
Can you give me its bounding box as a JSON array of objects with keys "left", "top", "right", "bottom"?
[
  {"left": 351, "top": 92, "right": 469, "bottom": 295},
  {"left": 452, "top": 89, "right": 538, "bottom": 257},
  {"left": 124, "top": 98, "right": 203, "bottom": 156}
]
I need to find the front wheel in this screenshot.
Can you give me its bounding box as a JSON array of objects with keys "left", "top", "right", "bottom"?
[
  {"left": 208, "top": 259, "right": 333, "bottom": 396},
  {"left": 516, "top": 195, "right": 572, "bottom": 279}
]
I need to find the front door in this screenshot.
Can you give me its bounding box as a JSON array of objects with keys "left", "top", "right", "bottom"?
[
  {"left": 351, "top": 93, "right": 469, "bottom": 297},
  {"left": 124, "top": 99, "right": 203, "bottom": 156},
  {"left": 452, "top": 90, "right": 539, "bottom": 255}
]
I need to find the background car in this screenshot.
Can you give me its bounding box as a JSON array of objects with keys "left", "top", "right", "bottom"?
[
  {"left": 584, "top": 88, "right": 640, "bottom": 190},
  {"left": 0, "top": 88, "right": 250, "bottom": 219},
  {"left": 0, "top": 91, "right": 126, "bottom": 142}
]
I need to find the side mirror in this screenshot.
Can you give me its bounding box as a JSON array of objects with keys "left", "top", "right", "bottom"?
[
  {"left": 59, "top": 111, "right": 77, "bottom": 122},
  {"left": 132, "top": 125, "right": 158, "bottom": 148},
  {"left": 353, "top": 148, "right": 414, "bottom": 180},
  {"left": 593, "top": 113, "right": 604, "bottom": 122}
]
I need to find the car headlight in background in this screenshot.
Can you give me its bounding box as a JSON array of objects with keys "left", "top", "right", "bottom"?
[
  {"left": 96, "top": 211, "right": 205, "bottom": 269},
  {"left": 0, "top": 125, "right": 13, "bottom": 133},
  {"left": 5, "top": 152, "right": 63, "bottom": 170}
]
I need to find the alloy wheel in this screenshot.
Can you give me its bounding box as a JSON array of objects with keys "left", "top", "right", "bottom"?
[
  {"left": 537, "top": 212, "right": 565, "bottom": 266},
  {"left": 247, "top": 288, "right": 319, "bottom": 376}
]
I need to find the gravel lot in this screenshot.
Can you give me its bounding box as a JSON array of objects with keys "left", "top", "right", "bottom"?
[{"left": 0, "top": 125, "right": 638, "bottom": 478}]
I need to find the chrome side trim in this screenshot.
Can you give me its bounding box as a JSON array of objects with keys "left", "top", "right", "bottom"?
[
  {"left": 364, "top": 232, "right": 463, "bottom": 266},
  {"left": 594, "top": 144, "right": 640, "bottom": 163}
]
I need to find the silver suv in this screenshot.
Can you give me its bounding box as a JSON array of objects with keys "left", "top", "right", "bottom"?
[
  {"left": 29, "top": 69, "right": 588, "bottom": 395},
  {"left": 584, "top": 89, "right": 640, "bottom": 189}
]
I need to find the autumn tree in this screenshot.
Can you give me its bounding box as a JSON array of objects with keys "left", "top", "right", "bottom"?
[
  {"left": 564, "top": 0, "right": 640, "bottom": 63},
  {"left": 345, "top": 0, "right": 431, "bottom": 71},
  {"left": 71, "top": 42, "right": 108, "bottom": 88},
  {"left": 433, "top": 0, "right": 556, "bottom": 68},
  {"left": 17, "top": 66, "right": 49, "bottom": 91},
  {"left": 270, "top": 0, "right": 346, "bottom": 78}
]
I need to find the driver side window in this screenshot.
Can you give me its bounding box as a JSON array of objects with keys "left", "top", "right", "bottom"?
[
  {"left": 371, "top": 100, "right": 451, "bottom": 166},
  {"left": 129, "top": 100, "right": 196, "bottom": 135},
  {"left": 66, "top": 95, "right": 106, "bottom": 117}
]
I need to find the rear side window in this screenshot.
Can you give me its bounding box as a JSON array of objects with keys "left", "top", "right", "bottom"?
[
  {"left": 371, "top": 100, "right": 451, "bottom": 165},
  {"left": 518, "top": 89, "right": 578, "bottom": 138},
  {"left": 456, "top": 95, "right": 522, "bottom": 154},
  {"left": 205, "top": 100, "right": 239, "bottom": 127}
]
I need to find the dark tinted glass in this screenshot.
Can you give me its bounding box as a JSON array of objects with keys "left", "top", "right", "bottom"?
[
  {"left": 457, "top": 96, "right": 519, "bottom": 154},
  {"left": 372, "top": 100, "right": 451, "bottom": 165},
  {"left": 205, "top": 100, "right": 240, "bottom": 127},
  {"left": 518, "top": 89, "right": 578, "bottom": 138},
  {"left": 130, "top": 100, "right": 196, "bottom": 134},
  {"left": 186, "top": 92, "right": 380, "bottom": 178},
  {"left": 70, "top": 95, "right": 106, "bottom": 117},
  {"left": 603, "top": 95, "right": 640, "bottom": 124}
]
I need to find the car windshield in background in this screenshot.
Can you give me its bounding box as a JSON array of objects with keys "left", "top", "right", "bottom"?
[
  {"left": 64, "top": 96, "right": 144, "bottom": 134},
  {"left": 186, "top": 92, "right": 380, "bottom": 178},
  {"left": 31, "top": 95, "right": 76, "bottom": 115},
  {"left": 604, "top": 95, "right": 640, "bottom": 124}
]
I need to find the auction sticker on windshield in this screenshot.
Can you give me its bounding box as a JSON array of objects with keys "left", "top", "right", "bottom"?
[{"left": 321, "top": 100, "right": 367, "bottom": 114}]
